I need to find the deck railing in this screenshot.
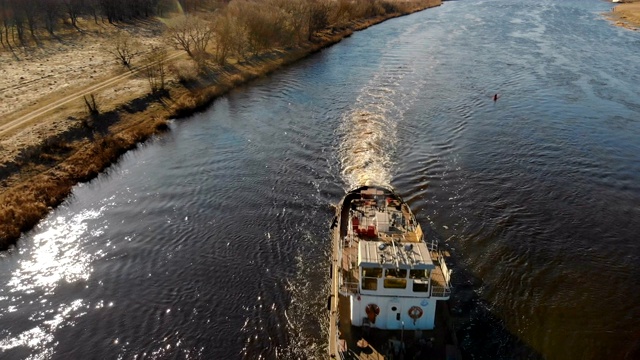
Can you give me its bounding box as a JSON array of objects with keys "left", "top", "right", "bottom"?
[
  {"left": 431, "top": 285, "right": 451, "bottom": 298},
  {"left": 340, "top": 281, "right": 359, "bottom": 295},
  {"left": 334, "top": 330, "right": 347, "bottom": 360},
  {"left": 427, "top": 238, "right": 438, "bottom": 252},
  {"left": 431, "top": 254, "right": 452, "bottom": 298},
  {"left": 440, "top": 255, "right": 451, "bottom": 285}
]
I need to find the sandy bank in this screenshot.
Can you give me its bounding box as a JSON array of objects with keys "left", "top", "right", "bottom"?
[
  {"left": 0, "top": 1, "right": 443, "bottom": 250},
  {"left": 608, "top": 1, "right": 640, "bottom": 30}
]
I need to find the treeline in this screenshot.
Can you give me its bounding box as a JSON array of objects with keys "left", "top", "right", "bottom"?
[
  {"left": 166, "top": 0, "right": 437, "bottom": 66},
  {"left": 0, "top": 0, "right": 223, "bottom": 47}
]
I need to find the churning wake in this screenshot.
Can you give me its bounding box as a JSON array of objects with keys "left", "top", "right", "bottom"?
[
  {"left": 338, "top": 90, "right": 398, "bottom": 189},
  {"left": 338, "top": 74, "right": 429, "bottom": 188},
  {"left": 337, "top": 21, "right": 434, "bottom": 190}
]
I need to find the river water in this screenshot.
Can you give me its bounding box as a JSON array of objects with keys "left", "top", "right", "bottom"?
[{"left": 2, "top": 0, "right": 640, "bottom": 359}]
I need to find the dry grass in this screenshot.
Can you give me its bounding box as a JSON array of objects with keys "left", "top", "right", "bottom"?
[
  {"left": 0, "top": 18, "right": 165, "bottom": 119},
  {"left": 0, "top": 0, "right": 442, "bottom": 250},
  {"left": 0, "top": 114, "right": 169, "bottom": 249}
]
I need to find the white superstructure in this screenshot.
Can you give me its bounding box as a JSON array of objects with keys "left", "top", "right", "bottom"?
[{"left": 335, "top": 186, "right": 451, "bottom": 331}]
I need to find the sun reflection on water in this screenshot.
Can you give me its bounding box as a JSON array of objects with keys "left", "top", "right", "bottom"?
[
  {"left": 7, "top": 209, "right": 102, "bottom": 294},
  {"left": 0, "top": 207, "right": 106, "bottom": 357}
]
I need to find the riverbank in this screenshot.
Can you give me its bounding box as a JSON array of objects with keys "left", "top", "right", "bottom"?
[
  {"left": 0, "top": 0, "right": 442, "bottom": 250},
  {"left": 608, "top": 0, "right": 640, "bottom": 30}
]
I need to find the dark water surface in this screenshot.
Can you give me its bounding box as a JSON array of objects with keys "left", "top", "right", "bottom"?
[{"left": 2, "top": 0, "right": 639, "bottom": 359}]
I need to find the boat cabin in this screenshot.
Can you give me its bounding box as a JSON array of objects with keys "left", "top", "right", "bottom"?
[
  {"left": 337, "top": 187, "right": 451, "bottom": 330},
  {"left": 359, "top": 241, "right": 434, "bottom": 295}
]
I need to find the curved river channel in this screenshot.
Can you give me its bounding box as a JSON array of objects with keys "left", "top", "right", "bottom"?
[{"left": 2, "top": 0, "right": 640, "bottom": 359}]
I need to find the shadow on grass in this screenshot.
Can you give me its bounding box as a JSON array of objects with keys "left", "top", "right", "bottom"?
[{"left": 121, "top": 89, "right": 169, "bottom": 114}]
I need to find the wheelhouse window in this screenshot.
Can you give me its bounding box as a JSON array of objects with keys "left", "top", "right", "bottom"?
[
  {"left": 410, "top": 269, "right": 429, "bottom": 292},
  {"left": 383, "top": 268, "right": 407, "bottom": 289},
  {"left": 362, "top": 267, "right": 382, "bottom": 290}
]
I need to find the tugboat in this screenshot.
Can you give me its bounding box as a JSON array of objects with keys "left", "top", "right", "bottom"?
[{"left": 328, "top": 185, "right": 458, "bottom": 359}]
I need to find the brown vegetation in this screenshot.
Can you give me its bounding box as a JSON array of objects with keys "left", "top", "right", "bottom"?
[
  {"left": 0, "top": 0, "right": 442, "bottom": 250},
  {"left": 144, "top": 46, "right": 169, "bottom": 93}
]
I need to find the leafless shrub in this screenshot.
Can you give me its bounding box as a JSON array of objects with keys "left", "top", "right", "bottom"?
[
  {"left": 220, "top": 2, "right": 250, "bottom": 59},
  {"left": 308, "top": 0, "right": 331, "bottom": 39},
  {"left": 231, "top": 0, "right": 298, "bottom": 55},
  {"left": 170, "top": 59, "right": 200, "bottom": 84},
  {"left": 165, "top": 15, "right": 214, "bottom": 61},
  {"left": 332, "top": 0, "right": 355, "bottom": 25},
  {"left": 83, "top": 94, "right": 99, "bottom": 116},
  {"left": 212, "top": 12, "right": 234, "bottom": 65},
  {"left": 108, "top": 31, "right": 141, "bottom": 68},
  {"left": 144, "top": 46, "right": 168, "bottom": 93},
  {"left": 379, "top": 1, "right": 401, "bottom": 14},
  {"left": 271, "top": 0, "right": 308, "bottom": 44}
]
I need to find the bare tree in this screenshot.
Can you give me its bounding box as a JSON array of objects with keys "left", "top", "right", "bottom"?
[
  {"left": 333, "top": 0, "right": 356, "bottom": 25},
  {"left": 99, "top": 0, "right": 121, "bottom": 24},
  {"left": 83, "top": 94, "right": 100, "bottom": 116},
  {"left": 108, "top": 31, "right": 141, "bottom": 68},
  {"left": 177, "top": 0, "right": 215, "bottom": 13},
  {"left": 272, "top": 0, "right": 308, "bottom": 44},
  {"left": 0, "top": 0, "right": 7, "bottom": 47},
  {"left": 222, "top": 1, "right": 249, "bottom": 60},
  {"left": 8, "top": 0, "right": 27, "bottom": 46},
  {"left": 308, "top": 0, "right": 330, "bottom": 39},
  {"left": 155, "top": 0, "right": 176, "bottom": 17},
  {"left": 166, "top": 15, "right": 213, "bottom": 61},
  {"left": 214, "top": 6, "right": 248, "bottom": 65},
  {"left": 22, "top": 0, "right": 40, "bottom": 40},
  {"left": 144, "top": 46, "right": 168, "bottom": 93},
  {"left": 238, "top": 3, "right": 281, "bottom": 55},
  {"left": 212, "top": 12, "right": 235, "bottom": 65},
  {"left": 63, "top": 0, "right": 82, "bottom": 28},
  {"left": 42, "top": 0, "right": 62, "bottom": 35}
]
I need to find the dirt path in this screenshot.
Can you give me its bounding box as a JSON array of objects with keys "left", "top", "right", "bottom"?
[
  {"left": 0, "top": 51, "right": 183, "bottom": 137},
  {"left": 0, "top": 20, "right": 174, "bottom": 167}
]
